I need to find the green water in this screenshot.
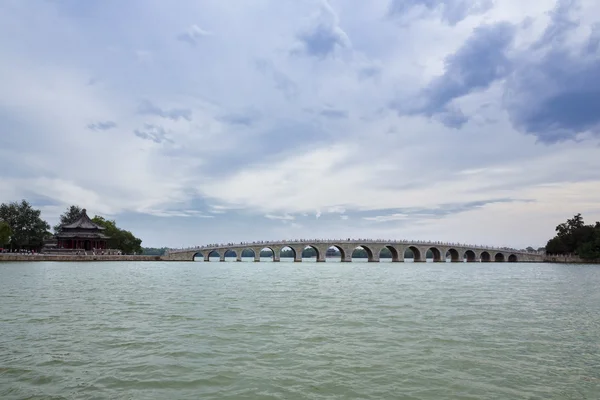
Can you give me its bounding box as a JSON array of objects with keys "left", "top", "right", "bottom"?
[{"left": 1, "top": 261, "right": 599, "bottom": 399}]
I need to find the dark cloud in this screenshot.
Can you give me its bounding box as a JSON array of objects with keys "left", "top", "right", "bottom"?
[
  {"left": 219, "top": 112, "right": 259, "bottom": 127},
  {"left": 137, "top": 100, "right": 192, "bottom": 121},
  {"left": 389, "top": 0, "right": 493, "bottom": 25},
  {"left": 391, "top": 0, "right": 600, "bottom": 141},
  {"left": 87, "top": 121, "right": 117, "bottom": 131},
  {"left": 320, "top": 108, "right": 348, "bottom": 119},
  {"left": 393, "top": 22, "right": 516, "bottom": 127},
  {"left": 358, "top": 65, "right": 381, "bottom": 80},
  {"left": 504, "top": 0, "right": 600, "bottom": 143},
  {"left": 134, "top": 124, "right": 172, "bottom": 144},
  {"left": 296, "top": 24, "right": 349, "bottom": 58},
  {"left": 363, "top": 198, "right": 532, "bottom": 222},
  {"left": 435, "top": 106, "right": 468, "bottom": 128}
]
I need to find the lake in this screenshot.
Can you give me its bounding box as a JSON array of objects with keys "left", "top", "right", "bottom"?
[{"left": 1, "top": 261, "right": 599, "bottom": 399}]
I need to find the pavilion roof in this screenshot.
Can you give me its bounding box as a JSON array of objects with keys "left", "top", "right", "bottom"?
[
  {"left": 55, "top": 231, "right": 110, "bottom": 239},
  {"left": 60, "top": 209, "right": 105, "bottom": 231}
]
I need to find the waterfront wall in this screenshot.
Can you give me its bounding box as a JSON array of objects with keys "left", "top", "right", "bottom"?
[
  {"left": 544, "top": 255, "right": 600, "bottom": 264},
  {"left": 0, "top": 254, "right": 164, "bottom": 262}
]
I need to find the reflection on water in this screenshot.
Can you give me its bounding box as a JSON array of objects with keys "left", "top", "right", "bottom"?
[{"left": 1, "top": 261, "right": 599, "bottom": 399}]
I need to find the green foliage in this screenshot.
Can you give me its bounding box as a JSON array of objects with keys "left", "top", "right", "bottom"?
[
  {"left": 280, "top": 249, "right": 294, "bottom": 258},
  {"left": 546, "top": 214, "right": 600, "bottom": 260},
  {"left": 0, "top": 220, "right": 12, "bottom": 246},
  {"left": 142, "top": 247, "right": 168, "bottom": 256},
  {"left": 0, "top": 200, "right": 50, "bottom": 249},
  {"left": 241, "top": 249, "right": 255, "bottom": 257},
  {"left": 54, "top": 205, "right": 82, "bottom": 232},
  {"left": 91, "top": 216, "right": 143, "bottom": 254}
]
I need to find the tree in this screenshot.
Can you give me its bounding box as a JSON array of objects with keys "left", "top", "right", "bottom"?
[
  {"left": 142, "top": 247, "right": 168, "bottom": 256},
  {"left": 54, "top": 205, "right": 82, "bottom": 232},
  {"left": 0, "top": 200, "right": 50, "bottom": 250},
  {"left": 546, "top": 214, "right": 600, "bottom": 260},
  {"left": 91, "top": 216, "right": 143, "bottom": 254},
  {"left": 0, "top": 221, "right": 12, "bottom": 246}
]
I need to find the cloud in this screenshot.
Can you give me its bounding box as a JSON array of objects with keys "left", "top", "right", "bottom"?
[
  {"left": 134, "top": 124, "right": 173, "bottom": 144},
  {"left": 503, "top": 0, "right": 600, "bottom": 142},
  {"left": 2, "top": 0, "right": 600, "bottom": 249},
  {"left": 265, "top": 213, "right": 295, "bottom": 221},
  {"left": 358, "top": 65, "right": 381, "bottom": 79},
  {"left": 294, "top": 0, "right": 351, "bottom": 58},
  {"left": 219, "top": 111, "right": 260, "bottom": 126},
  {"left": 319, "top": 108, "right": 348, "bottom": 119},
  {"left": 255, "top": 59, "right": 299, "bottom": 100},
  {"left": 87, "top": 121, "right": 117, "bottom": 131},
  {"left": 364, "top": 213, "right": 409, "bottom": 222},
  {"left": 146, "top": 209, "right": 214, "bottom": 218},
  {"left": 395, "top": 22, "right": 516, "bottom": 127},
  {"left": 137, "top": 100, "right": 192, "bottom": 121},
  {"left": 176, "top": 24, "right": 211, "bottom": 46},
  {"left": 389, "top": 0, "right": 494, "bottom": 25}
]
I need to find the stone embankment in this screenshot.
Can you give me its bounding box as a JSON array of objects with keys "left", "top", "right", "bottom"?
[
  {"left": 544, "top": 255, "right": 599, "bottom": 263},
  {"left": 0, "top": 254, "right": 164, "bottom": 262}
]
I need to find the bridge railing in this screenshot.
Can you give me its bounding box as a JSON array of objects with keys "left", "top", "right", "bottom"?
[{"left": 167, "top": 239, "right": 526, "bottom": 254}]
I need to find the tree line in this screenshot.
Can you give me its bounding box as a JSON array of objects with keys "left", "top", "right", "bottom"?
[
  {"left": 0, "top": 201, "right": 143, "bottom": 254},
  {"left": 545, "top": 214, "right": 600, "bottom": 260}
]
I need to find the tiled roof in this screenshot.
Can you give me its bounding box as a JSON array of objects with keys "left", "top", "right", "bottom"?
[
  {"left": 55, "top": 232, "right": 110, "bottom": 239},
  {"left": 60, "top": 209, "right": 105, "bottom": 230}
]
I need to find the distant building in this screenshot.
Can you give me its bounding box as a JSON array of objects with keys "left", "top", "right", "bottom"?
[
  {"left": 54, "top": 209, "right": 110, "bottom": 251},
  {"left": 326, "top": 247, "right": 339, "bottom": 257}
]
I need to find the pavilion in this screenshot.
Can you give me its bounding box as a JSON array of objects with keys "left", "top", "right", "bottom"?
[{"left": 55, "top": 209, "right": 110, "bottom": 251}]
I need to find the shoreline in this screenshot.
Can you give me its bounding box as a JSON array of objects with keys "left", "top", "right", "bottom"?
[{"left": 0, "top": 254, "right": 165, "bottom": 262}]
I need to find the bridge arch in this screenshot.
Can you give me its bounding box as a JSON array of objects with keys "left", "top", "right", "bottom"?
[
  {"left": 302, "top": 245, "right": 320, "bottom": 260},
  {"left": 446, "top": 248, "right": 461, "bottom": 262},
  {"left": 494, "top": 253, "right": 505, "bottom": 262},
  {"left": 223, "top": 249, "right": 237, "bottom": 260},
  {"left": 508, "top": 254, "right": 518, "bottom": 263},
  {"left": 325, "top": 245, "right": 345, "bottom": 262},
  {"left": 192, "top": 251, "right": 204, "bottom": 261},
  {"left": 427, "top": 247, "right": 442, "bottom": 262},
  {"left": 241, "top": 248, "right": 256, "bottom": 261},
  {"left": 481, "top": 251, "right": 491, "bottom": 262},
  {"left": 464, "top": 250, "right": 476, "bottom": 262},
  {"left": 404, "top": 246, "right": 422, "bottom": 262},
  {"left": 379, "top": 245, "right": 399, "bottom": 262},
  {"left": 352, "top": 245, "right": 374, "bottom": 262},
  {"left": 280, "top": 246, "right": 296, "bottom": 261},
  {"left": 207, "top": 249, "right": 221, "bottom": 262},
  {"left": 260, "top": 247, "right": 275, "bottom": 261}
]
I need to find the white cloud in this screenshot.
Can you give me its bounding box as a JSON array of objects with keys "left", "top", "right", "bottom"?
[
  {"left": 265, "top": 214, "right": 295, "bottom": 221},
  {"left": 364, "top": 213, "right": 409, "bottom": 222}
]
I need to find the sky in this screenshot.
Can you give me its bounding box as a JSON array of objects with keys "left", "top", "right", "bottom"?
[{"left": 1, "top": 0, "right": 599, "bottom": 249}]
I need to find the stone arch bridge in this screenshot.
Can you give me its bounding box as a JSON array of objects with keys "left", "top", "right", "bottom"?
[{"left": 165, "top": 240, "right": 544, "bottom": 263}]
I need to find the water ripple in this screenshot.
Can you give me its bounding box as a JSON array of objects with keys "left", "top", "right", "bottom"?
[{"left": 0, "top": 261, "right": 599, "bottom": 399}]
